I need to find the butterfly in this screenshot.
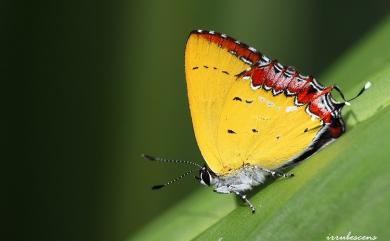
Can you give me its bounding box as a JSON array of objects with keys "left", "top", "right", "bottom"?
[{"left": 143, "top": 30, "right": 370, "bottom": 213}]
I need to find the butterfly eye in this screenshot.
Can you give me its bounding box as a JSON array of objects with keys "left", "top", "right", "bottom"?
[{"left": 200, "top": 168, "right": 211, "bottom": 186}]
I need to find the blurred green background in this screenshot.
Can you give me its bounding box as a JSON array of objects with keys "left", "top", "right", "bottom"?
[{"left": 6, "top": 0, "right": 389, "bottom": 241}]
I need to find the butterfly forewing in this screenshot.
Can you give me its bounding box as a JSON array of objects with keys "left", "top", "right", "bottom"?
[{"left": 185, "top": 33, "right": 251, "bottom": 174}]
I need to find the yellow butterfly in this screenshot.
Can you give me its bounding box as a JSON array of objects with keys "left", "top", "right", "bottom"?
[{"left": 144, "top": 30, "right": 370, "bottom": 213}]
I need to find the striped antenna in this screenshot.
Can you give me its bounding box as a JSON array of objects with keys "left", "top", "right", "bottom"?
[
  {"left": 142, "top": 154, "right": 202, "bottom": 168},
  {"left": 151, "top": 169, "right": 197, "bottom": 190}
]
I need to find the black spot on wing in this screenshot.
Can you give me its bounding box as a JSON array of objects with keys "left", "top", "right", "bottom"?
[
  {"left": 233, "top": 97, "right": 242, "bottom": 101},
  {"left": 227, "top": 129, "right": 236, "bottom": 134}
]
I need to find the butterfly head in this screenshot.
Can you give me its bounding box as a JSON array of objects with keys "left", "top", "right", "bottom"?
[{"left": 143, "top": 154, "right": 215, "bottom": 189}]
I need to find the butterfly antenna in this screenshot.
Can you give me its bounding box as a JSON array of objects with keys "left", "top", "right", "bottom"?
[
  {"left": 333, "top": 81, "right": 371, "bottom": 107},
  {"left": 151, "top": 169, "right": 197, "bottom": 190},
  {"left": 141, "top": 154, "right": 202, "bottom": 168}
]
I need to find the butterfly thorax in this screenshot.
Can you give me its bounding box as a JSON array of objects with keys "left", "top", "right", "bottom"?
[{"left": 200, "top": 165, "right": 268, "bottom": 193}]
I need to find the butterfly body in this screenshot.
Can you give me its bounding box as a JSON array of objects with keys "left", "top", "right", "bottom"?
[
  {"left": 210, "top": 165, "right": 267, "bottom": 194},
  {"left": 145, "top": 30, "right": 369, "bottom": 213}
]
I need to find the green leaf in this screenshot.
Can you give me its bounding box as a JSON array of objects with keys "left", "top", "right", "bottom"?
[{"left": 129, "top": 16, "right": 390, "bottom": 241}]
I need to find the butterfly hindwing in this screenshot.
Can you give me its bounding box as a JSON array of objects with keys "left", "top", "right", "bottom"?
[{"left": 216, "top": 79, "right": 321, "bottom": 172}]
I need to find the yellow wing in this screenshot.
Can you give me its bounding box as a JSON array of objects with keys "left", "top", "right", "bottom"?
[
  {"left": 185, "top": 31, "right": 322, "bottom": 175},
  {"left": 216, "top": 81, "right": 321, "bottom": 173}
]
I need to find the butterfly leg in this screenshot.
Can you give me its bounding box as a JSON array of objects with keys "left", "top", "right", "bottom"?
[
  {"left": 261, "top": 168, "right": 294, "bottom": 178},
  {"left": 233, "top": 191, "right": 256, "bottom": 214},
  {"left": 213, "top": 186, "right": 231, "bottom": 194}
]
